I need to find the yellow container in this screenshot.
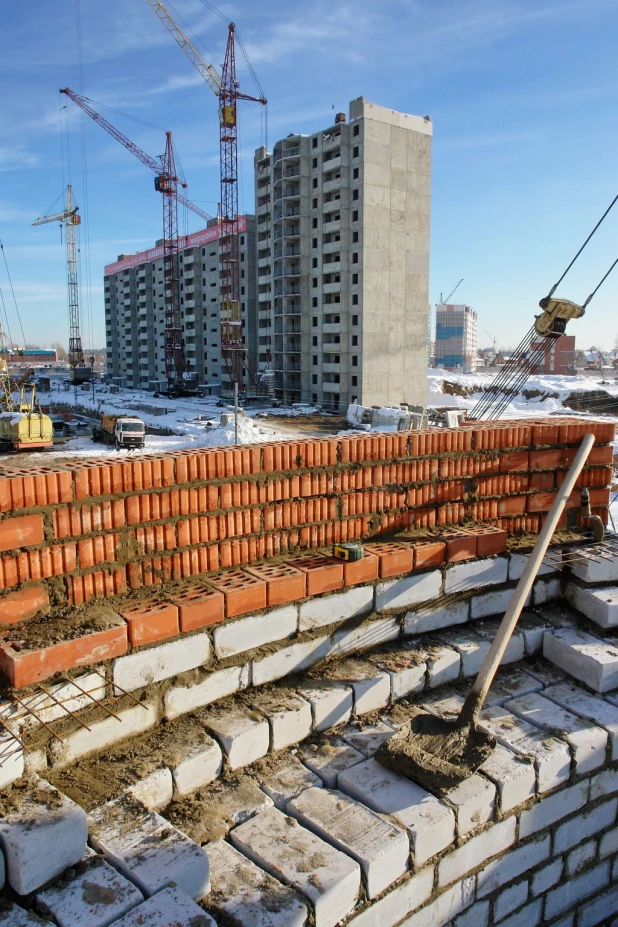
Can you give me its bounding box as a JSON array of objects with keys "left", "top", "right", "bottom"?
[{"left": 0, "top": 412, "right": 53, "bottom": 450}]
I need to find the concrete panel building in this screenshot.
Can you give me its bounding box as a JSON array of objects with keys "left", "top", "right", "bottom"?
[
  {"left": 254, "top": 97, "right": 432, "bottom": 410},
  {"left": 435, "top": 303, "right": 478, "bottom": 374},
  {"left": 104, "top": 217, "right": 256, "bottom": 392}
]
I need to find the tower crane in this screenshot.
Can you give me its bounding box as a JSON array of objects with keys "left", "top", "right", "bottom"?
[
  {"left": 144, "top": 0, "right": 267, "bottom": 395},
  {"left": 60, "top": 87, "right": 215, "bottom": 391},
  {"left": 439, "top": 278, "right": 464, "bottom": 305},
  {"left": 33, "top": 185, "right": 87, "bottom": 379}
]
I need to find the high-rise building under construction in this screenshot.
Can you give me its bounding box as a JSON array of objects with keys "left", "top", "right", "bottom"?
[{"left": 253, "top": 97, "right": 432, "bottom": 410}]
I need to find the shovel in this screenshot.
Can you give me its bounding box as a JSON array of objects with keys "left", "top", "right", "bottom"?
[{"left": 376, "top": 432, "right": 596, "bottom": 790}]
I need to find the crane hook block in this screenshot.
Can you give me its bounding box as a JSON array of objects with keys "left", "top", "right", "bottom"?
[{"left": 534, "top": 297, "right": 585, "bottom": 338}]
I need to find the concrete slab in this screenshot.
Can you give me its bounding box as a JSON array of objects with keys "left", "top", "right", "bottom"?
[
  {"left": 108, "top": 884, "right": 217, "bottom": 927},
  {"left": 0, "top": 776, "right": 87, "bottom": 895},
  {"left": 299, "top": 737, "right": 365, "bottom": 788},
  {"left": 36, "top": 857, "right": 143, "bottom": 927},
  {"left": 288, "top": 786, "right": 409, "bottom": 899},
  {"left": 230, "top": 806, "right": 360, "bottom": 927},
  {"left": 205, "top": 837, "right": 308, "bottom": 927},
  {"left": 543, "top": 628, "right": 618, "bottom": 692},
  {"left": 337, "top": 757, "right": 455, "bottom": 865},
  {"left": 88, "top": 796, "right": 210, "bottom": 900}
]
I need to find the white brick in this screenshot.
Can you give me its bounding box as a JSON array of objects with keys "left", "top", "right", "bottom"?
[
  {"left": 205, "top": 777, "right": 273, "bottom": 826},
  {"left": 454, "top": 900, "right": 490, "bottom": 927},
  {"left": 50, "top": 702, "right": 158, "bottom": 768},
  {"left": 0, "top": 903, "right": 47, "bottom": 925},
  {"left": 231, "top": 806, "right": 361, "bottom": 927},
  {"left": 297, "top": 681, "right": 353, "bottom": 732},
  {"left": 545, "top": 862, "right": 610, "bottom": 920},
  {"left": 471, "top": 587, "right": 521, "bottom": 619},
  {"left": 497, "top": 900, "right": 542, "bottom": 927},
  {"left": 506, "top": 692, "right": 607, "bottom": 774},
  {"left": 509, "top": 552, "right": 555, "bottom": 581},
  {"left": 319, "top": 660, "right": 391, "bottom": 714},
  {"left": 518, "top": 613, "right": 552, "bottom": 654},
  {"left": 164, "top": 665, "right": 248, "bottom": 721},
  {"left": 113, "top": 633, "right": 211, "bottom": 692},
  {"left": 566, "top": 582, "right": 618, "bottom": 629},
  {"left": 404, "top": 600, "right": 469, "bottom": 635},
  {"left": 495, "top": 880, "right": 528, "bottom": 922},
  {"left": 543, "top": 681, "right": 618, "bottom": 760},
  {"left": 579, "top": 886, "right": 618, "bottom": 927},
  {"left": 88, "top": 797, "right": 210, "bottom": 900},
  {"left": 23, "top": 748, "right": 47, "bottom": 776},
  {"left": 533, "top": 576, "right": 562, "bottom": 604},
  {"left": 260, "top": 755, "right": 322, "bottom": 808},
  {"left": 171, "top": 734, "right": 223, "bottom": 796},
  {"left": 329, "top": 617, "right": 400, "bottom": 659},
  {"left": 478, "top": 705, "right": 571, "bottom": 792},
  {"left": 213, "top": 605, "right": 297, "bottom": 657},
  {"left": 531, "top": 858, "right": 562, "bottom": 896},
  {"left": 400, "top": 876, "right": 475, "bottom": 927},
  {"left": 256, "top": 693, "right": 313, "bottom": 751},
  {"left": 554, "top": 799, "right": 617, "bottom": 853},
  {"left": 424, "top": 644, "right": 460, "bottom": 687},
  {"left": 443, "top": 774, "right": 495, "bottom": 836},
  {"left": 477, "top": 834, "right": 550, "bottom": 896},
  {"left": 485, "top": 667, "right": 543, "bottom": 707},
  {"left": 0, "top": 672, "right": 106, "bottom": 734},
  {"left": 107, "top": 884, "right": 217, "bottom": 927},
  {"left": 438, "top": 817, "right": 516, "bottom": 888},
  {"left": 543, "top": 628, "right": 618, "bottom": 692},
  {"left": 439, "top": 629, "right": 490, "bottom": 676},
  {"left": 376, "top": 570, "right": 442, "bottom": 611},
  {"left": 299, "top": 587, "right": 373, "bottom": 630},
  {"left": 288, "top": 786, "right": 409, "bottom": 899},
  {"left": 600, "top": 824, "right": 618, "bottom": 857},
  {"left": 205, "top": 838, "right": 307, "bottom": 927},
  {"left": 475, "top": 619, "right": 525, "bottom": 664},
  {"left": 342, "top": 864, "right": 434, "bottom": 927},
  {"left": 252, "top": 635, "right": 330, "bottom": 686},
  {"left": 204, "top": 708, "right": 269, "bottom": 770},
  {"left": 566, "top": 838, "right": 597, "bottom": 875},
  {"left": 570, "top": 550, "right": 618, "bottom": 584},
  {"left": 338, "top": 757, "right": 455, "bottom": 866},
  {"left": 519, "top": 779, "right": 589, "bottom": 839},
  {"left": 0, "top": 777, "right": 87, "bottom": 895},
  {"left": 36, "top": 857, "right": 143, "bottom": 927},
  {"left": 299, "top": 737, "right": 365, "bottom": 788},
  {"left": 341, "top": 721, "right": 397, "bottom": 757},
  {"left": 444, "top": 557, "right": 508, "bottom": 594},
  {"left": 376, "top": 657, "right": 426, "bottom": 700},
  {"left": 0, "top": 733, "right": 24, "bottom": 789},
  {"left": 480, "top": 744, "right": 536, "bottom": 813},
  {"left": 126, "top": 767, "right": 172, "bottom": 812}
]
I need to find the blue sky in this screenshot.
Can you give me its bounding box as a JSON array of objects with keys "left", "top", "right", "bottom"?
[{"left": 1, "top": 0, "right": 617, "bottom": 353}]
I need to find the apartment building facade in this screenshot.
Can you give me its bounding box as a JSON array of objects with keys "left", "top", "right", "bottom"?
[
  {"left": 435, "top": 303, "right": 478, "bottom": 374},
  {"left": 254, "top": 97, "right": 432, "bottom": 410},
  {"left": 104, "top": 217, "right": 256, "bottom": 392}
]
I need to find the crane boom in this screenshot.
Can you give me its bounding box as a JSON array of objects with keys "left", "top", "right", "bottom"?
[
  {"left": 32, "top": 185, "right": 84, "bottom": 371},
  {"left": 144, "top": 0, "right": 222, "bottom": 95},
  {"left": 60, "top": 88, "right": 212, "bottom": 223}
]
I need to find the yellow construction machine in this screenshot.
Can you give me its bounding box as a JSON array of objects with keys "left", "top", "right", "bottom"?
[{"left": 0, "top": 340, "right": 53, "bottom": 451}]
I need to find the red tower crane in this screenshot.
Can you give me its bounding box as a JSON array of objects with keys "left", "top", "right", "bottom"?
[
  {"left": 61, "top": 87, "right": 213, "bottom": 390},
  {"left": 144, "top": 1, "right": 267, "bottom": 395}
]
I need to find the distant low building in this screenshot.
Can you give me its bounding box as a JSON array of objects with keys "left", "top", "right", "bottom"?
[
  {"left": 529, "top": 334, "right": 575, "bottom": 376},
  {"left": 1, "top": 348, "right": 58, "bottom": 365}
]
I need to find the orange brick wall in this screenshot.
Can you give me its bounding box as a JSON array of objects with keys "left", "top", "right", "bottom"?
[{"left": 0, "top": 417, "right": 614, "bottom": 617}]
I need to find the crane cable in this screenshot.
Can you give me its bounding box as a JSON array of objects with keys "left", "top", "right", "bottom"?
[{"left": 0, "top": 240, "right": 27, "bottom": 346}]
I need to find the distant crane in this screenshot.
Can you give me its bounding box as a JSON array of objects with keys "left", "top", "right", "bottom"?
[
  {"left": 439, "top": 278, "right": 464, "bottom": 305},
  {"left": 61, "top": 87, "right": 215, "bottom": 391},
  {"left": 145, "top": 0, "right": 267, "bottom": 396},
  {"left": 484, "top": 329, "right": 499, "bottom": 355},
  {"left": 33, "top": 185, "right": 87, "bottom": 378}
]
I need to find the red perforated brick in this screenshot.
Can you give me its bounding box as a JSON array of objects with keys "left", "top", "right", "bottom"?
[
  {"left": 466, "top": 526, "right": 507, "bottom": 557},
  {"left": 245, "top": 561, "right": 306, "bottom": 606},
  {"left": 284, "top": 552, "right": 343, "bottom": 596},
  {"left": 499, "top": 451, "right": 530, "bottom": 473},
  {"left": 440, "top": 528, "right": 478, "bottom": 562},
  {"left": 119, "top": 599, "right": 179, "bottom": 646},
  {"left": 207, "top": 569, "right": 267, "bottom": 618},
  {"left": 526, "top": 492, "right": 557, "bottom": 513},
  {"left": 497, "top": 496, "right": 527, "bottom": 517},
  {"left": 0, "top": 585, "right": 50, "bottom": 625},
  {"left": 529, "top": 448, "right": 565, "bottom": 471},
  {"left": 0, "top": 514, "right": 44, "bottom": 553},
  {"left": 342, "top": 550, "right": 379, "bottom": 586},
  {"left": 411, "top": 539, "right": 446, "bottom": 569},
  {"left": 365, "top": 542, "right": 413, "bottom": 579},
  {"left": 0, "top": 616, "right": 127, "bottom": 687},
  {"left": 530, "top": 471, "right": 555, "bottom": 491},
  {"left": 170, "top": 582, "right": 225, "bottom": 632}
]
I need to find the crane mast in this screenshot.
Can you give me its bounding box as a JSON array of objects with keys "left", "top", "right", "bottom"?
[
  {"left": 144, "top": 1, "right": 267, "bottom": 396},
  {"left": 158, "top": 132, "right": 185, "bottom": 385},
  {"left": 33, "top": 185, "right": 84, "bottom": 372}
]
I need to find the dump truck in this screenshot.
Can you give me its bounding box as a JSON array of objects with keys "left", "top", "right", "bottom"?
[{"left": 92, "top": 414, "right": 145, "bottom": 449}]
